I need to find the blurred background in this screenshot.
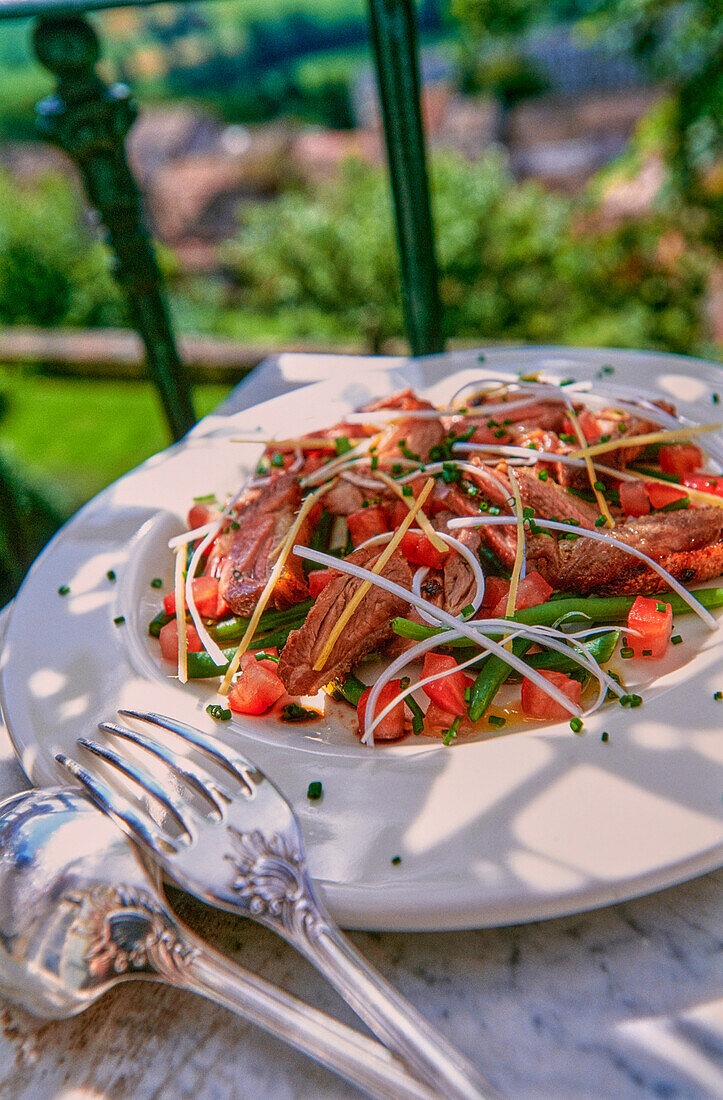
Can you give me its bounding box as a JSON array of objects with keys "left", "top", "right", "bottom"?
[{"left": 0, "top": 0, "right": 721, "bottom": 604}]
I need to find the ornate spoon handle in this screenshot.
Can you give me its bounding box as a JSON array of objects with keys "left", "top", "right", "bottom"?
[{"left": 155, "top": 928, "right": 436, "bottom": 1100}]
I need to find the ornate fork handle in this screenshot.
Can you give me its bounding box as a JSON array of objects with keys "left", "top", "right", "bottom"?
[{"left": 228, "top": 827, "right": 500, "bottom": 1100}]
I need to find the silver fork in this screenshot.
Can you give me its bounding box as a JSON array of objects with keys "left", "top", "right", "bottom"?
[{"left": 57, "top": 709, "right": 501, "bottom": 1100}]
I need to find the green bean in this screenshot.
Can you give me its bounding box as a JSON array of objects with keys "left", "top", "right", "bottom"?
[
  {"left": 328, "top": 672, "right": 367, "bottom": 707},
  {"left": 468, "top": 638, "right": 532, "bottom": 721},
  {"left": 392, "top": 586, "right": 723, "bottom": 648},
  {"left": 209, "top": 601, "right": 312, "bottom": 644},
  {"left": 148, "top": 611, "right": 172, "bottom": 638},
  {"left": 526, "top": 630, "right": 619, "bottom": 672},
  {"left": 185, "top": 624, "right": 299, "bottom": 678}
]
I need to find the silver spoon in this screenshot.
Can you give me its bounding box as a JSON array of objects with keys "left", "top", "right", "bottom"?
[{"left": 0, "top": 787, "right": 434, "bottom": 1100}]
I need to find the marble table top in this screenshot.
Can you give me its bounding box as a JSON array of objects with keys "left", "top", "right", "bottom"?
[{"left": 1, "top": 354, "right": 721, "bottom": 1099}]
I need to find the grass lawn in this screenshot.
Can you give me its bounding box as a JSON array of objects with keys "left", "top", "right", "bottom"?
[{"left": 0, "top": 366, "right": 232, "bottom": 514}]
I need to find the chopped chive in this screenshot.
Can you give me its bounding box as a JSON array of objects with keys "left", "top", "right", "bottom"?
[
  {"left": 642, "top": 649, "right": 652, "bottom": 656},
  {"left": 594, "top": 515, "right": 606, "bottom": 527},
  {"left": 400, "top": 442, "right": 421, "bottom": 461},
  {"left": 206, "top": 704, "right": 231, "bottom": 721},
  {"left": 113, "top": 615, "right": 125, "bottom": 626},
  {"left": 401, "top": 485, "right": 413, "bottom": 497},
  {"left": 442, "top": 716, "right": 462, "bottom": 745},
  {"left": 488, "top": 715, "right": 505, "bottom": 727},
  {"left": 391, "top": 854, "right": 402, "bottom": 865},
  {"left": 671, "top": 634, "right": 683, "bottom": 645},
  {"left": 150, "top": 577, "right": 163, "bottom": 589},
  {"left": 560, "top": 433, "right": 577, "bottom": 444},
  {"left": 283, "top": 703, "right": 320, "bottom": 722},
  {"left": 629, "top": 694, "right": 643, "bottom": 708},
  {"left": 538, "top": 469, "right": 548, "bottom": 481},
  {"left": 570, "top": 716, "right": 583, "bottom": 733},
  {"left": 406, "top": 694, "right": 425, "bottom": 734},
  {"left": 270, "top": 452, "right": 284, "bottom": 467},
  {"left": 620, "top": 646, "right": 634, "bottom": 658},
  {"left": 593, "top": 481, "right": 606, "bottom": 492},
  {"left": 655, "top": 602, "right": 666, "bottom": 613},
  {"left": 601, "top": 730, "right": 609, "bottom": 742},
  {"left": 307, "top": 781, "right": 323, "bottom": 801},
  {"left": 460, "top": 603, "right": 475, "bottom": 619},
  {"left": 488, "top": 506, "right": 500, "bottom": 516},
  {"left": 371, "top": 454, "right": 379, "bottom": 470},
  {"left": 255, "top": 650, "right": 280, "bottom": 663},
  {"left": 58, "top": 584, "right": 70, "bottom": 596},
  {"left": 106, "top": 570, "right": 117, "bottom": 583},
  {"left": 334, "top": 436, "right": 353, "bottom": 457},
  {"left": 522, "top": 506, "right": 534, "bottom": 519},
  {"left": 493, "top": 428, "right": 506, "bottom": 439},
  {"left": 713, "top": 394, "right": 720, "bottom": 405},
  {"left": 715, "top": 691, "right": 723, "bottom": 701},
  {"left": 486, "top": 418, "right": 498, "bottom": 429},
  {"left": 392, "top": 463, "right": 403, "bottom": 476},
  {"left": 193, "top": 493, "right": 216, "bottom": 503},
  {"left": 560, "top": 378, "right": 576, "bottom": 386}
]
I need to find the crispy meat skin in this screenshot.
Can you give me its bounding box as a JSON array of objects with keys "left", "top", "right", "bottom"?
[
  {"left": 529, "top": 508, "right": 723, "bottom": 594},
  {"left": 212, "top": 474, "right": 309, "bottom": 615},
  {"left": 278, "top": 546, "right": 413, "bottom": 696}
]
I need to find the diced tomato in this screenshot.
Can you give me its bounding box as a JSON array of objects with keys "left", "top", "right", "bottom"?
[
  {"left": 520, "top": 670, "right": 581, "bottom": 722},
  {"left": 187, "top": 502, "right": 216, "bottom": 530},
  {"left": 158, "top": 619, "right": 203, "bottom": 662},
  {"left": 228, "top": 658, "right": 285, "bottom": 715},
  {"left": 400, "top": 530, "right": 449, "bottom": 570},
  {"left": 346, "top": 504, "right": 390, "bottom": 548},
  {"left": 659, "top": 443, "right": 702, "bottom": 477},
  {"left": 491, "top": 571, "right": 553, "bottom": 618},
  {"left": 308, "top": 569, "right": 337, "bottom": 599},
  {"left": 645, "top": 481, "right": 687, "bottom": 509},
  {"left": 163, "top": 576, "right": 227, "bottom": 620},
  {"left": 619, "top": 480, "right": 650, "bottom": 517},
  {"left": 481, "top": 575, "right": 510, "bottom": 611},
  {"left": 420, "top": 653, "right": 472, "bottom": 717},
  {"left": 681, "top": 473, "right": 723, "bottom": 498},
  {"left": 566, "top": 409, "right": 601, "bottom": 444},
  {"left": 422, "top": 701, "right": 459, "bottom": 735},
  {"left": 626, "top": 595, "right": 672, "bottom": 659},
  {"left": 239, "top": 646, "right": 279, "bottom": 674},
  {"left": 388, "top": 499, "right": 410, "bottom": 527},
  {"left": 357, "top": 680, "right": 406, "bottom": 741}
]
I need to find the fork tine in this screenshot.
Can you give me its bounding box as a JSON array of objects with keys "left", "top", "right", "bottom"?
[
  {"left": 99, "top": 720, "right": 228, "bottom": 817},
  {"left": 118, "top": 709, "right": 258, "bottom": 795},
  {"left": 55, "top": 752, "right": 172, "bottom": 854},
  {"left": 76, "top": 737, "right": 194, "bottom": 839}
]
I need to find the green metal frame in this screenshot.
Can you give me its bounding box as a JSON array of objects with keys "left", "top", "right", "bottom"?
[{"left": 368, "top": 0, "right": 443, "bottom": 357}]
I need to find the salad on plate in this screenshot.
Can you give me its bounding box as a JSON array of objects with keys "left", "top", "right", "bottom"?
[{"left": 147, "top": 373, "right": 723, "bottom": 746}]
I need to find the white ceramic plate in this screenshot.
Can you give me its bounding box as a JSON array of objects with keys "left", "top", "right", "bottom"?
[{"left": 2, "top": 347, "right": 722, "bottom": 930}]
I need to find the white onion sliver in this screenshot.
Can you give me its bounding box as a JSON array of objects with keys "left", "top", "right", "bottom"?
[
  {"left": 293, "top": 546, "right": 584, "bottom": 724},
  {"left": 446, "top": 516, "right": 718, "bottom": 630},
  {"left": 168, "top": 522, "right": 215, "bottom": 549},
  {"left": 185, "top": 495, "right": 244, "bottom": 667}
]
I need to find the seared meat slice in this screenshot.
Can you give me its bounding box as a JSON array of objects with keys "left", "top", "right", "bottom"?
[
  {"left": 362, "top": 388, "right": 446, "bottom": 463},
  {"left": 529, "top": 508, "right": 723, "bottom": 595},
  {"left": 211, "top": 474, "right": 309, "bottom": 616},
  {"left": 452, "top": 398, "right": 567, "bottom": 436},
  {"left": 278, "top": 547, "right": 413, "bottom": 696},
  {"left": 513, "top": 467, "right": 599, "bottom": 528},
  {"left": 324, "top": 478, "right": 365, "bottom": 516},
  {"left": 443, "top": 524, "right": 481, "bottom": 614}
]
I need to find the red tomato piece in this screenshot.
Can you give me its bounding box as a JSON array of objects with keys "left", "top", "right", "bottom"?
[
  {"left": 681, "top": 473, "right": 723, "bottom": 498},
  {"left": 346, "top": 504, "right": 390, "bottom": 548},
  {"left": 308, "top": 569, "right": 337, "bottom": 599},
  {"left": 420, "top": 653, "right": 472, "bottom": 717},
  {"left": 571, "top": 409, "right": 601, "bottom": 444},
  {"left": 357, "top": 680, "right": 406, "bottom": 741},
  {"left": 187, "top": 502, "right": 216, "bottom": 530},
  {"left": 626, "top": 595, "right": 672, "bottom": 659},
  {"left": 158, "top": 620, "right": 203, "bottom": 661},
  {"left": 481, "top": 576, "right": 510, "bottom": 611},
  {"left": 388, "top": 499, "right": 411, "bottom": 527},
  {"left": 645, "top": 481, "right": 687, "bottom": 509},
  {"left": 422, "top": 701, "right": 459, "bottom": 735},
  {"left": 521, "top": 670, "right": 582, "bottom": 722},
  {"left": 659, "top": 444, "right": 702, "bottom": 476},
  {"left": 239, "top": 646, "right": 279, "bottom": 674},
  {"left": 399, "top": 530, "right": 449, "bottom": 570},
  {"left": 491, "top": 571, "right": 553, "bottom": 618},
  {"left": 619, "top": 480, "right": 650, "bottom": 517},
  {"left": 163, "top": 576, "right": 223, "bottom": 619},
  {"left": 228, "top": 659, "right": 285, "bottom": 715}
]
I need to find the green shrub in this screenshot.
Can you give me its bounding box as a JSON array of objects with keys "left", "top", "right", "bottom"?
[
  {"left": 223, "top": 151, "right": 716, "bottom": 356},
  {"left": 0, "top": 170, "right": 125, "bottom": 328}
]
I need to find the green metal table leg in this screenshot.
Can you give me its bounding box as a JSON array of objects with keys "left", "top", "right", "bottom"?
[
  {"left": 32, "top": 14, "right": 196, "bottom": 441},
  {"left": 367, "top": 0, "right": 444, "bottom": 357}
]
